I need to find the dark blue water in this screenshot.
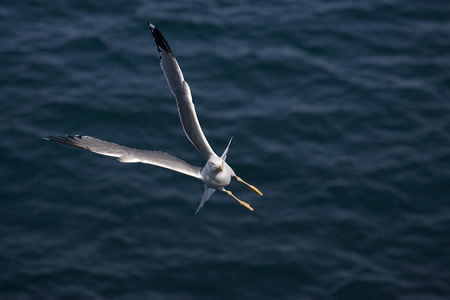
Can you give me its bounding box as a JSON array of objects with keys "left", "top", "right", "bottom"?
[{"left": 1, "top": 1, "right": 449, "bottom": 299}]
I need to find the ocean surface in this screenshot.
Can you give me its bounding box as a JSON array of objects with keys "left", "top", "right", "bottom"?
[{"left": 1, "top": 0, "right": 449, "bottom": 299}]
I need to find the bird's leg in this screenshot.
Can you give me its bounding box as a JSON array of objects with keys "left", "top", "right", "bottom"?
[
  {"left": 235, "top": 176, "right": 263, "bottom": 196},
  {"left": 225, "top": 190, "right": 254, "bottom": 211}
]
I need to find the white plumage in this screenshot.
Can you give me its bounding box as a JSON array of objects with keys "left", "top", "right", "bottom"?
[{"left": 45, "top": 23, "right": 262, "bottom": 213}]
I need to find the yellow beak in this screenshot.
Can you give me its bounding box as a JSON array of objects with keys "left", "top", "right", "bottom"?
[{"left": 217, "top": 165, "right": 223, "bottom": 172}]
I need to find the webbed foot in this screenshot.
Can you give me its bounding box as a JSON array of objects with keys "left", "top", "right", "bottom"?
[
  {"left": 235, "top": 176, "right": 263, "bottom": 196},
  {"left": 225, "top": 190, "right": 254, "bottom": 211}
]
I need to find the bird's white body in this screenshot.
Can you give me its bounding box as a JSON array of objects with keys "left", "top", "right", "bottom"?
[
  {"left": 45, "top": 23, "right": 262, "bottom": 213},
  {"left": 201, "top": 161, "right": 232, "bottom": 190}
]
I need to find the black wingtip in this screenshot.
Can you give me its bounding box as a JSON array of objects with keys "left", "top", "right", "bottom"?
[
  {"left": 45, "top": 135, "right": 78, "bottom": 145},
  {"left": 148, "top": 22, "right": 173, "bottom": 55}
]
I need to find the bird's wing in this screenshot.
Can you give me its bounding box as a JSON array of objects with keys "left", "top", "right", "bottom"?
[
  {"left": 148, "top": 23, "right": 217, "bottom": 160},
  {"left": 220, "top": 136, "right": 233, "bottom": 161},
  {"left": 45, "top": 135, "right": 202, "bottom": 179}
]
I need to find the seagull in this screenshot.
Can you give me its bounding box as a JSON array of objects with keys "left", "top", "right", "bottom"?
[{"left": 45, "top": 23, "right": 262, "bottom": 213}]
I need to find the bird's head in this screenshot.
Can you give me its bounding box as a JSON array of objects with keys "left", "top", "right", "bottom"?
[{"left": 209, "top": 157, "right": 224, "bottom": 172}]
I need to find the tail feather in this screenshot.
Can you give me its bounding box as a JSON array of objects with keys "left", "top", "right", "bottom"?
[{"left": 195, "top": 185, "right": 215, "bottom": 214}]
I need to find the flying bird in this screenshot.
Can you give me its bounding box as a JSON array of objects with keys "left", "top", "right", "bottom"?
[{"left": 45, "top": 23, "right": 262, "bottom": 213}]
